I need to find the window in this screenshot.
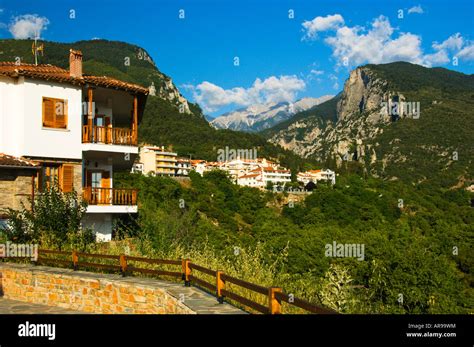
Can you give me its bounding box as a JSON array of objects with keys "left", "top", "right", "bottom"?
[
  {"left": 42, "top": 97, "right": 68, "bottom": 129},
  {"left": 39, "top": 164, "right": 74, "bottom": 192}
]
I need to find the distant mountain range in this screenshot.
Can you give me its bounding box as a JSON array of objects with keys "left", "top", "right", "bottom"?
[
  {"left": 210, "top": 96, "right": 334, "bottom": 132},
  {"left": 262, "top": 62, "right": 474, "bottom": 187}
]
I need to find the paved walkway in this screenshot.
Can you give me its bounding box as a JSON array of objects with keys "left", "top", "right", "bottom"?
[{"left": 0, "top": 297, "right": 83, "bottom": 314}]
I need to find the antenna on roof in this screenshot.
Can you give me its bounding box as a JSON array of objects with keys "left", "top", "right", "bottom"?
[{"left": 31, "top": 31, "right": 44, "bottom": 66}]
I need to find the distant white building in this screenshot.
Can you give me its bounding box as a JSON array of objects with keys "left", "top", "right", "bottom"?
[
  {"left": 176, "top": 158, "right": 191, "bottom": 176},
  {"left": 190, "top": 157, "right": 291, "bottom": 189},
  {"left": 190, "top": 160, "right": 207, "bottom": 175},
  {"left": 297, "top": 169, "right": 336, "bottom": 185},
  {"left": 237, "top": 167, "right": 291, "bottom": 189},
  {"left": 236, "top": 172, "right": 263, "bottom": 188},
  {"left": 257, "top": 167, "right": 291, "bottom": 187},
  {"left": 131, "top": 162, "right": 144, "bottom": 174}
]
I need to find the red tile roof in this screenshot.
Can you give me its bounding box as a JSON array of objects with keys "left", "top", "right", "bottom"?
[
  {"left": 0, "top": 153, "right": 39, "bottom": 169},
  {"left": 0, "top": 62, "right": 149, "bottom": 94},
  {"left": 238, "top": 173, "right": 261, "bottom": 179}
]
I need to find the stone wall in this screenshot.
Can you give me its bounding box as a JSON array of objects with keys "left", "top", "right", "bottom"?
[
  {"left": 0, "top": 169, "right": 35, "bottom": 213},
  {"left": 0, "top": 263, "right": 196, "bottom": 314}
]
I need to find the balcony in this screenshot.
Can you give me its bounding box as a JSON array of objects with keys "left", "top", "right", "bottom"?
[
  {"left": 82, "top": 125, "right": 137, "bottom": 146},
  {"left": 83, "top": 187, "right": 138, "bottom": 206}
]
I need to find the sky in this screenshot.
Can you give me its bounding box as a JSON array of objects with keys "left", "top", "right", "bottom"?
[{"left": 1, "top": 0, "right": 473, "bottom": 118}]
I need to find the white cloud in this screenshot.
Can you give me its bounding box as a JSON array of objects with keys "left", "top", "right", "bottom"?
[
  {"left": 9, "top": 14, "right": 49, "bottom": 39},
  {"left": 188, "top": 75, "right": 306, "bottom": 112},
  {"left": 321, "top": 15, "right": 424, "bottom": 66},
  {"left": 423, "top": 50, "right": 450, "bottom": 65},
  {"left": 457, "top": 43, "right": 474, "bottom": 61},
  {"left": 303, "top": 14, "right": 473, "bottom": 67},
  {"left": 427, "top": 33, "right": 474, "bottom": 64},
  {"left": 310, "top": 69, "right": 324, "bottom": 76},
  {"left": 329, "top": 74, "right": 339, "bottom": 90},
  {"left": 432, "top": 33, "right": 464, "bottom": 51},
  {"left": 302, "top": 14, "right": 344, "bottom": 39},
  {"left": 408, "top": 5, "right": 424, "bottom": 14}
]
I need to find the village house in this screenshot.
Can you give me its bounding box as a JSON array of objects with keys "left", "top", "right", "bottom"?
[
  {"left": 297, "top": 169, "right": 336, "bottom": 186},
  {"left": 0, "top": 49, "right": 149, "bottom": 241}
]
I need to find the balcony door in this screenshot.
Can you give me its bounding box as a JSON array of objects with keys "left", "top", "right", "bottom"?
[{"left": 86, "top": 170, "right": 111, "bottom": 204}]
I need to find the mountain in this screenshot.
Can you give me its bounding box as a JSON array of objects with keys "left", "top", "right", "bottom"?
[
  {"left": 263, "top": 62, "right": 474, "bottom": 187},
  {"left": 0, "top": 39, "right": 191, "bottom": 113},
  {"left": 211, "top": 96, "right": 334, "bottom": 132},
  {"left": 0, "top": 39, "right": 312, "bottom": 171}
]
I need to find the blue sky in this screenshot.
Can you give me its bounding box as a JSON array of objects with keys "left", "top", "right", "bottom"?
[{"left": 1, "top": 0, "right": 473, "bottom": 117}]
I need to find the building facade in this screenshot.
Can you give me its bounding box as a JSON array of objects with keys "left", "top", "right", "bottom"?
[
  {"left": 139, "top": 145, "right": 178, "bottom": 176},
  {"left": 0, "top": 49, "right": 149, "bottom": 241},
  {"left": 297, "top": 169, "right": 336, "bottom": 185}
]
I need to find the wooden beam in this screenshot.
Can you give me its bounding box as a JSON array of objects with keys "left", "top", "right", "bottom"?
[
  {"left": 31, "top": 175, "right": 35, "bottom": 212},
  {"left": 87, "top": 87, "right": 94, "bottom": 129},
  {"left": 133, "top": 95, "right": 138, "bottom": 144},
  {"left": 269, "top": 287, "right": 282, "bottom": 314}
]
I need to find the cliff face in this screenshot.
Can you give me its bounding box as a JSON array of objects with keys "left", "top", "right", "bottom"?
[
  {"left": 337, "top": 67, "right": 388, "bottom": 121},
  {"left": 158, "top": 77, "right": 191, "bottom": 114},
  {"left": 269, "top": 66, "right": 393, "bottom": 167}
]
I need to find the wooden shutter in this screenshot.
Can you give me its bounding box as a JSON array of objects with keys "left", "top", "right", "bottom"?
[
  {"left": 61, "top": 165, "right": 74, "bottom": 192},
  {"left": 43, "top": 98, "right": 55, "bottom": 127},
  {"left": 55, "top": 99, "right": 67, "bottom": 128},
  {"left": 43, "top": 97, "right": 67, "bottom": 128},
  {"left": 101, "top": 171, "right": 111, "bottom": 188}
]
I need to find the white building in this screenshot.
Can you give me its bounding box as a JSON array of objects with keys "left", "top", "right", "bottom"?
[
  {"left": 236, "top": 172, "right": 264, "bottom": 188},
  {"left": 176, "top": 158, "right": 191, "bottom": 176},
  {"left": 236, "top": 167, "right": 291, "bottom": 189},
  {"left": 297, "top": 169, "right": 336, "bottom": 185},
  {"left": 0, "top": 49, "right": 149, "bottom": 241}
]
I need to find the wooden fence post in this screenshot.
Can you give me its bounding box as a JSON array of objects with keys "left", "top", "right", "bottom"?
[
  {"left": 269, "top": 287, "right": 282, "bottom": 314},
  {"left": 120, "top": 255, "right": 127, "bottom": 277},
  {"left": 182, "top": 259, "right": 191, "bottom": 286},
  {"left": 72, "top": 251, "right": 78, "bottom": 271},
  {"left": 216, "top": 270, "right": 225, "bottom": 304}
]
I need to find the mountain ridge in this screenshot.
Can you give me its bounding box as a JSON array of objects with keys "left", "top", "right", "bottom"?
[
  {"left": 263, "top": 61, "right": 474, "bottom": 186},
  {"left": 211, "top": 95, "right": 334, "bottom": 132}
]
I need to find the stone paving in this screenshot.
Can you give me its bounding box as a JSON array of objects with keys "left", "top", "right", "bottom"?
[{"left": 0, "top": 297, "right": 83, "bottom": 314}]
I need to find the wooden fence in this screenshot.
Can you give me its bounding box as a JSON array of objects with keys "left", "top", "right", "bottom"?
[{"left": 36, "top": 249, "right": 336, "bottom": 315}]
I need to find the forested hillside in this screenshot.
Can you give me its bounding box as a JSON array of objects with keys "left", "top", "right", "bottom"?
[{"left": 113, "top": 171, "right": 473, "bottom": 314}]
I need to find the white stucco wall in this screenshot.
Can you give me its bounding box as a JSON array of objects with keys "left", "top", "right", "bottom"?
[
  {"left": 82, "top": 213, "right": 113, "bottom": 242},
  {"left": 0, "top": 77, "right": 82, "bottom": 159}
]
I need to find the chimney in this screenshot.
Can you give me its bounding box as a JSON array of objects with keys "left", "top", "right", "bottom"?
[{"left": 69, "top": 49, "right": 83, "bottom": 78}]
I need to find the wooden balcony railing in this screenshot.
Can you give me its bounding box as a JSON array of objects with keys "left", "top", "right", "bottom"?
[
  {"left": 82, "top": 125, "right": 137, "bottom": 146},
  {"left": 83, "top": 187, "right": 138, "bottom": 205}
]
